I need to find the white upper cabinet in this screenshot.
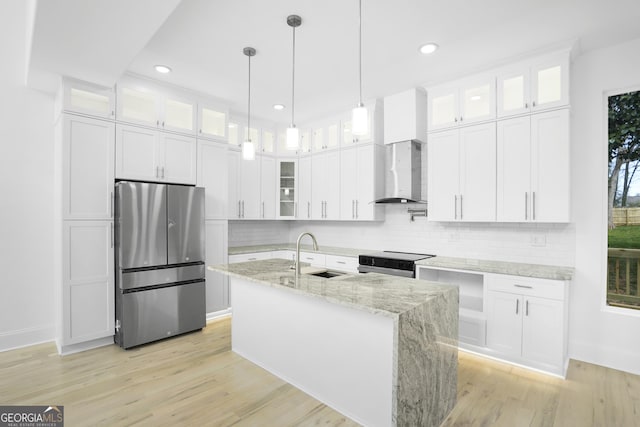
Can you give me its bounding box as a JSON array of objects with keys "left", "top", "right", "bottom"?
[
  {"left": 384, "top": 88, "right": 428, "bottom": 143},
  {"left": 260, "top": 156, "right": 277, "bottom": 219},
  {"left": 115, "top": 123, "right": 196, "bottom": 185},
  {"left": 312, "top": 150, "right": 340, "bottom": 220},
  {"left": 497, "top": 51, "right": 569, "bottom": 118},
  {"left": 62, "top": 115, "right": 115, "bottom": 220},
  {"left": 197, "top": 101, "right": 228, "bottom": 141},
  {"left": 428, "top": 123, "right": 497, "bottom": 222},
  {"left": 339, "top": 144, "right": 384, "bottom": 221},
  {"left": 197, "top": 140, "right": 228, "bottom": 219},
  {"left": 312, "top": 120, "right": 340, "bottom": 152},
  {"left": 428, "top": 74, "right": 496, "bottom": 131},
  {"left": 297, "top": 156, "right": 313, "bottom": 220},
  {"left": 261, "top": 129, "right": 276, "bottom": 154},
  {"left": 116, "top": 77, "right": 197, "bottom": 135},
  {"left": 61, "top": 78, "right": 115, "bottom": 119},
  {"left": 497, "top": 109, "right": 569, "bottom": 222},
  {"left": 228, "top": 122, "right": 241, "bottom": 148},
  {"left": 278, "top": 159, "right": 297, "bottom": 219}
]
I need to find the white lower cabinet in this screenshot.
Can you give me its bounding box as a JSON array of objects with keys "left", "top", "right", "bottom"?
[
  {"left": 61, "top": 221, "right": 114, "bottom": 350},
  {"left": 486, "top": 274, "right": 568, "bottom": 375},
  {"left": 228, "top": 252, "right": 272, "bottom": 263},
  {"left": 228, "top": 250, "right": 357, "bottom": 274},
  {"left": 205, "top": 220, "right": 229, "bottom": 313}
]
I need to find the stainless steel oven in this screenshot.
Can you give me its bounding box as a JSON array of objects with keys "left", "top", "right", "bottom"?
[{"left": 358, "top": 251, "right": 435, "bottom": 278}]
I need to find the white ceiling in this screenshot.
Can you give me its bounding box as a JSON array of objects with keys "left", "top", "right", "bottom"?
[{"left": 28, "top": 0, "right": 640, "bottom": 124}]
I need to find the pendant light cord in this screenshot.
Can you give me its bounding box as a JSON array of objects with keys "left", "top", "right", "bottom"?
[
  {"left": 291, "top": 24, "right": 296, "bottom": 127},
  {"left": 358, "top": 0, "right": 363, "bottom": 107},
  {"left": 247, "top": 53, "right": 251, "bottom": 136}
]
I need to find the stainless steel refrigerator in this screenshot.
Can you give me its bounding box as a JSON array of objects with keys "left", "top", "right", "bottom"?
[{"left": 114, "top": 181, "right": 206, "bottom": 349}]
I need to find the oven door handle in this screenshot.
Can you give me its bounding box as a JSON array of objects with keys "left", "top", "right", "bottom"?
[{"left": 357, "top": 265, "right": 415, "bottom": 278}]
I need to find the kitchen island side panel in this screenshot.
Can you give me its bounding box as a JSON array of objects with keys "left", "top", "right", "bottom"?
[{"left": 231, "top": 277, "right": 395, "bottom": 427}]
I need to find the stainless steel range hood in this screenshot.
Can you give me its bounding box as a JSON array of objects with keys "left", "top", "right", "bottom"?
[{"left": 374, "top": 140, "right": 424, "bottom": 204}]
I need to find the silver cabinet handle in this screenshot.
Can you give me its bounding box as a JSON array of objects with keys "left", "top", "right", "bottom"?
[
  {"left": 262, "top": 201, "right": 264, "bottom": 218},
  {"left": 238, "top": 201, "right": 241, "bottom": 218},
  {"left": 162, "top": 121, "right": 165, "bottom": 128},
  {"left": 525, "top": 102, "right": 529, "bottom": 109},
  {"left": 110, "top": 222, "right": 114, "bottom": 248},
  {"left": 242, "top": 200, "right": 245, "bottom": 218},
  {"left": 454, "top": 117, "right": 458, "bottom": 123},
  {"left": 525, "top": 192, "right": 528, "bottom": 220},
  {"left": 110, "top": 191, "right": 114, "bottom": 218},
  {"left": 532, "top": 101, "right": 536, "bottom": 107},
  {"left": 532, "top": 192, "right": 536, "bottom": 220},
  {"left": 352, "top": 200, "right": 355, "bottom": 219},
  {"left": 248, "top": 257, "right": 257, "bottom": 261},
  {"left": 514, "top": 284, "right": 533, "bottom": 289},
  {"left": 460, "top": 116, "right": 464, "bottom": 122},
  {"left": 355, "top": 200, "right": 359, "bottom": 219},
  {"left": 460, "top": 194, "right": 463, "bottom": 220},
  {"left": 516, "top": 299, "right": 519, "bottom": 315},
  {"left": 525, "top": 300, "right": 529, "bottom": 316},
  {"left": 454, "top": 195, "right": 458, "bottom": 220},
  {"left": 336, "top": 261, "right": 346, "bottom": 264},
  {"left": 294, "top": 202, "right": 297, "bottom": 218},
  {"left": 161, "top": 167, "right": 165, "bottom": 179},
  {"left": 307, "top": 201, "right": 310, "bottom": 218},
  {"left": 156, "top": 120, "right": 160, "bottom": 126}
]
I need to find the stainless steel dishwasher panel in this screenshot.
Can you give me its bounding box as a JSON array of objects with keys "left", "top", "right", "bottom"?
[{"left": 118, "top": 281, "right": 205, "bottom": 349}]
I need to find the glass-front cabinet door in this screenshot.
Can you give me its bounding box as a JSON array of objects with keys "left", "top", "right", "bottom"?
[
  {"left": 312, "top": 127, "right": 324, "bottom": 151},
  {"left": 117, "top": 85, "right": 159, "bottom": 127},
  {"left": 460, "top": 78, "right": 495, "bottom": 125},
  {"left": 300, "top": 129, "right": 312, "bottom": 154},
  {"left": 198, "top": 104, "right": 227, "bottom": 140},
  {"left": 278, "top": 160, "right": 297, "bottom": 218},
  {"left": 63, "top": 78, "right": 115, "bottom": 119},
  {"left": 163, "top": 94, "right": 195, "bottom": 134},
  {"left": 428, "top": 85, "right": 458, "bottom": 130},
  {"left": 228, "top": 122, "right": 240, "bottom": 148},
  {"left": 262, "top": 129, "right": 275, "bottom": 154},
  {"left": 497, "top": 52, "right": 569, "bottom": 118}
]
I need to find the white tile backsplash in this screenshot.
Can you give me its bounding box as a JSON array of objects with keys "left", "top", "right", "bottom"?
[{"left": 230, "top": 205, "right": 575, "bottom": 266}]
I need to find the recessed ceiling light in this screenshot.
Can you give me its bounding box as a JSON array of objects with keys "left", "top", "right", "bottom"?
[
  {"left": 273, "top": 104, "right": 285, "bottom": 111},
  {"left": 154, "top": 65, "right": 172, "bottom": 74},
  {"left": 419, "top": 43, "right": 439, "bottom": 55}
]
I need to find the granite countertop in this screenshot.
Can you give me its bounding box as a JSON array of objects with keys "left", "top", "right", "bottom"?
[
  {"left": 416, "top": 256, "right": 574, "bottom": 281},
  {"left": 208, "top": 258, "right": 457, "bottom": 318},
  {"left": 228, "top": 243, "right": 365, "bottom": 258}
]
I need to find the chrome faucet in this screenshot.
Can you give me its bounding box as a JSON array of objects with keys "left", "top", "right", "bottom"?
[{"left": 295, "top": 232, "right": 319, "bottom": 275}]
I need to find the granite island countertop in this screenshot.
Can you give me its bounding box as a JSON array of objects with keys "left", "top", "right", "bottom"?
[{"left": 209, "top": 258, "right": 458, "bottom": 319}]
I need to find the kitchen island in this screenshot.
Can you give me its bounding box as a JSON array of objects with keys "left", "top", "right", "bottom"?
[{"left": 208, "top": 258, "right": 458, "bottom": 427}]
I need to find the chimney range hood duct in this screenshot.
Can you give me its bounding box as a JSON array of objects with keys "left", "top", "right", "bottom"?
[{"left": 375, "top": 140, "right": 424, "bottom": 204}]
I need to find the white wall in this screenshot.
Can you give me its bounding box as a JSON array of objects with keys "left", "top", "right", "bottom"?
[
  {"left": 0, "top": 1, "right": 56, "bottom": 350},
  {"left": 570, "top": 37, "right": 640, "bottom": 375}
]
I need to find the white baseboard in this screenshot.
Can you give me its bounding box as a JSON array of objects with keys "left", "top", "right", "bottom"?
[
  {"left": 207, "top": 308, "right": 232, "bottom": 322},
  {"left": 57, "top": 336, "right": 114, "bottom": 356},
  {"left": 570, "top": 340, "right": 640, "bottom": 376},
  {"left": 0, "top": 325, "right": 55, "bottom": 353}
]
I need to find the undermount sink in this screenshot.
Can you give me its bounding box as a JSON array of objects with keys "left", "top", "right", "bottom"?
[{"left": 306, "top": 270, "right": 346, "bottom": 279}]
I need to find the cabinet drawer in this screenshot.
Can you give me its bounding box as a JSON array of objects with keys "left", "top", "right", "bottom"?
[
  {"left": 325, "top": 255, "right": 359, "bottom": 273},
  {"left": 300, "top": 252, "right": 326, "bottom": 267},
  {"left": 486, "top": 273, "right": 566, "bottom": 300}
]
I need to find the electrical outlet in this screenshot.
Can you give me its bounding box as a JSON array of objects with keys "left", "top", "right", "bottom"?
[{"left": 531, "top": 233, "right": 547, "bottom": 247}]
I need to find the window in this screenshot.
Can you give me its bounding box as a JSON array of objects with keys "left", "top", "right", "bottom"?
[{"left": 607, "top": 89, "right": 640, "bottom": 309}]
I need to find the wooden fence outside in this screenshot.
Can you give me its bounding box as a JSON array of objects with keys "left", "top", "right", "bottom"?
[
  {"left": 607, "top": 248, "right": 640, "bottom": 309},
  {"left": 613, "top": 207, "right": 640, "bottom": 226}
]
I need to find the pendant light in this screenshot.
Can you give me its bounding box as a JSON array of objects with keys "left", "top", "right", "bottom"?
[
  {"left": 242, "top": 47, "right": 256, "bottom": 160},
  {"left": 286, "top": 15, "right": 302, "bottom": 150},
  {"left": 351, "top": 0, "right": 368, "bottom": 136}
]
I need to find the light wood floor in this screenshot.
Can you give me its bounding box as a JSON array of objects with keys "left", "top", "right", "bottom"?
[{"left": 1, "top": 317, "right": 639, "bottom": 427}]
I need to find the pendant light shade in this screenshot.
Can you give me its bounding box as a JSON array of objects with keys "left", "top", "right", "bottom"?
[
  {"left": 286, "top": 15, "right": 302, "bottom": 150},
  {"left": 352, "top": 0, "right": 369, "bottom": 136},
  {"left": 286, "top": 126, "right": 299, "bottom": 149},
  {"left": 242, "top": 47, "right": 256, "bottom": 160}
]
